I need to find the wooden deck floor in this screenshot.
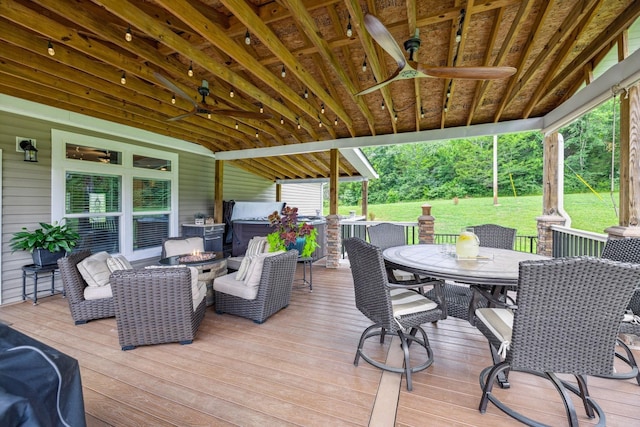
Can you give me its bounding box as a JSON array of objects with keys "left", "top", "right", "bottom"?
[{"left": 1, "top": 260, "right": 639, "bottom": 426}]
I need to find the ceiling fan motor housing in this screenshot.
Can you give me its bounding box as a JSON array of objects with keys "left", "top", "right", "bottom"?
[{"left": 403, "top": 36, "right": 421, "bottom": 61}]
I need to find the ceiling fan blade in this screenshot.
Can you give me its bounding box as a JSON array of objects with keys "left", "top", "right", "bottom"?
[
  {"left": 355, "top": 67, "right": 404, "bottom": 96},
  {"left": 364, "top": 14, "right": 407, "bottom": 68},
  {"left": 211, "top": 110, "right": 273, "bottom": 120},
  {"left": 167, "top": 108, "right": 197, "bottom": 122},
  {"left": 415, "top": 65, "right": 517, "bottom": 80},
  {"left": 153, "top": 72, "right": 198, "bottom": 108}
]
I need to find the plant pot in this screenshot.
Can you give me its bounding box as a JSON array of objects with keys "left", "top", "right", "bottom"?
[
  {"left": 286, "top": 237, "right": 306, "bottom": 255},
  {"left": 32, "top": 249, "right": 66, "bottom": 267}
]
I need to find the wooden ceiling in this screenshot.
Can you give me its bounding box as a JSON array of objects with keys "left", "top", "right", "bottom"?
[{"left": 1, "top": 0, "right": 639, "bottom": 181}]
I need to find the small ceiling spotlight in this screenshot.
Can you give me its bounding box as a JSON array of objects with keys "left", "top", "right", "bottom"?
[
  {"left": 334, "top": 117, "right": 338, "bottom": 126},
  {"left": 281, "top": 65, "right": 286, "bottom": 78},
  {"left": 120, "top": 71, "right": 126, "bottom": 85},
  {"left": 259, "top": 103, "right": 264, "bottom": 113},
  {"left": 171, "top": 94, "right": 176, "bottom": 104},
  {"left": 296, "top": 117, "right": 301, "bottom": 130},
  {"left": 318, "top": 116, "right": 323, "bottom": 128},
  {"left": 381, "top": 101, "right": 385, "bottom": 110},
  {"left": 244, "top": 30, "right": 251, "bottom": 45},
  {"left": 230, "top": 87, "right": 234, "bottom": 98},
  {"left": 208, "top": 113, "right": 212, "bottom": 119},
  {"left": 394, "top": 113, "right": 398, "bottom": 122},
  {"left": 188, "top": 61, "right": 194, "bottom": 77},
  {"left": 255, "top": 130, "right": 259, "bottom": 138},
  {"left": 280, "top": 116, "right": 284, "bottom": 125},
  {"left": 346, "top": 15, "right": 352, "bottom": 37},
  {"left": 235, "top": 121, "right": 239, "bottom": 130},
  {"left": 125, "top": 26, "right": 132, "bottom": 42},
  {"left": 47, "top": 40, "right": 55, "bottom": 56},
  {"left": 362, "top": 57, "right": 367, "bottom": 72},
  {"left": 304, "top": 88, "right": 309, "bottom": 99},
  {"left": 420, "top": 107, "right": 425, "bottom": 119},
  {"left": 321, "top": 103, "right": 325, "bottom": 114}
]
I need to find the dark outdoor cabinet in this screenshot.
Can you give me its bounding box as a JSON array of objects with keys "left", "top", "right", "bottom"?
[{"left": 182, "top": 224, "right": 225, "bottom": 252}]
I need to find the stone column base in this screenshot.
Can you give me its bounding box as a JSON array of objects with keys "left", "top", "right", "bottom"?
[
  {"left": 536, "top": 214, "right": 566, "bottom": 256},
  {"left": 325, "top": 214, "right": 341, "bottom": 269}
]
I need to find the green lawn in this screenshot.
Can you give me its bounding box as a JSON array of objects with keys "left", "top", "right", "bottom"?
[{"left": 336, "top": 192, "right": 620, "bottom": 236}]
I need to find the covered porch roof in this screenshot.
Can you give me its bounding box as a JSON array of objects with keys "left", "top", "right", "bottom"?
[{"left": 2, "top": 1, "right": 640, "bottom": 181}]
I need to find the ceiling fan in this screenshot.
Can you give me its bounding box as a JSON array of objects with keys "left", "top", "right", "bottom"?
[
  {"left": 154, "top": 72, "right": 272, "bottom": 121},
  {"left": 356, "top": 14, "right": 517, "bottom": 96}
]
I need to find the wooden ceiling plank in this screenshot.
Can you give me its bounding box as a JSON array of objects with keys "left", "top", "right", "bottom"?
[
  {"left": 0, "top": 22, "right": 253, "bottom": 145},
  {"left": 281, "top": 0, "right": 376, "bottom": 136},
  {"left": 231, "top": 159, "right": 282, "bottom": 181},
  {"left": 93, "top": 0, "right": 317, "bottom": 139},
  {"left": 542, "top": 1, "right": 640, "bottom": 106},
  {"left": 523, "top": 0, "right": 605, "bottom": 118},
  {"left": 346, "top": 0, "right": 396, "bottom": 133},
  {"left": 497, "top": 0, "right": 601, "bottom": 118},
  {"left": 206, "top": 0, "right": 355, "bottom": 135}
]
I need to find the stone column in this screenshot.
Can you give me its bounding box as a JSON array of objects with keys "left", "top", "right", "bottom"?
[
  {"left": 325, "top": 214, "right": 341, "bottom": 268},
  {"left": 418, "top": 204, "right": 435, "bottom": 244}
]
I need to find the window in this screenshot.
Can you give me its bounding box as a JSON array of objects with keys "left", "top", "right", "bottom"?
[{"left": 52, "top": 130, "right": 178, "bottom": 260}]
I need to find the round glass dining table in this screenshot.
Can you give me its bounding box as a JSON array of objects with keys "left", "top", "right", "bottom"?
[{"left": 382, "top": 244, "right": 549, "bottom": 287}]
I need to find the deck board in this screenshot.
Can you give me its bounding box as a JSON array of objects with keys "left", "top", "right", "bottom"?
[{"left": 1, "top": 261, "right": 639, "bottom": 426}]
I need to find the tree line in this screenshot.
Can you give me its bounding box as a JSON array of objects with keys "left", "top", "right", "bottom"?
[{"left": 339, "top": 99, "right": 620, "bottom": 205}]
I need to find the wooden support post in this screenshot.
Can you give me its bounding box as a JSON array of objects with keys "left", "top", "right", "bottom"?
[
  {"left": 536, "top": 132, "right": 566, "bottom": 256},
  {"left": 275, "top": 183, "right": 282, "bottom": 202},
  {"left": 214, "top": 160, "right": 223, "bottom": 224},
  {"left": 361, "top": 180, "right": 368, "bottom": 220},
  {"left": 326, "top": 149, "right": 341, "bottom": 268}
]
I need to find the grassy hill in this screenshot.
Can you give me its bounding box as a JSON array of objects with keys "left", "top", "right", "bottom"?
[{"left": 336, "top": 192, "right": 619, "bottom": 236}]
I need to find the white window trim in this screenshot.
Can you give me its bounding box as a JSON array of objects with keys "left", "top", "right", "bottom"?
[{"left": 51, "top": 129, "right": 179, "bottom": 260}]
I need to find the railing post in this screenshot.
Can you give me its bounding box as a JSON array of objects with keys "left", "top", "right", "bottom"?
[
  {"left": 536, "top": 215, "right": 566, "bottom": 256},
  {"left": 418, "top": 204, "right": 435, "bottom": 244},
  {"left": 325, "top": 214, "right": 341, "bottom": 268}
]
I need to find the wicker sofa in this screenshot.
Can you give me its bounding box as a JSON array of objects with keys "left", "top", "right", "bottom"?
[
  {"left": 110, "top": 267, "right": 206, "bottom": 350},
  {"left": 57, "top": 250, "right": 115, "bottom": 325}
]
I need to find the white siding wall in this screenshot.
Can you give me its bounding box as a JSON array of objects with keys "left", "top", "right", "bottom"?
[
  {"left": 0, "top": 111, "right": 217, "bottom": 304},
  {"left": 281, "top": 183, "right": 323, "bottom": 216}
]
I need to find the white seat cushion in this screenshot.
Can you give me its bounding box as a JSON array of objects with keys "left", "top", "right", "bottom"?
[
  {"left": 77, "top": 251, "right": 111, "bottom": 287},
  {"left": 390, "top": 288, "right": 437, "bottom": 317},
  {"left": 163, "top": 237, "right": 204, "bottom": 257},
  {"left": 213, "top": 272, "right": 259, "bottom": 300},
  {"left": 84, "top": 283, "right": 112, "bottom": 300},
  {"left": 475, "top": 307, "right": 513, "bottom": 357}
]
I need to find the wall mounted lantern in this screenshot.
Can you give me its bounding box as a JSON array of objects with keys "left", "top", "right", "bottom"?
[{"left": 19, "top": 140, "right": 38, "bottom": 162}]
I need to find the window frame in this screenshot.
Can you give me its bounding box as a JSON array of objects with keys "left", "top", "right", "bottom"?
[{"left": 52, "top": 129, "right": 179, "bottom": 260}]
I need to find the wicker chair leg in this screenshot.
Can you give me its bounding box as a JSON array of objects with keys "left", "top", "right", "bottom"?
[
  {"left": 74, "top": 320, "right": 88, "bottom": 325},
  {"left": 121, "top": 345, "right": 136, "bottom": 351},
  {"left": 398, "top": 329, "right": 413, "bottom": 391},
  {"left": 574, "top": 374, "right": 595, "bottom": 418},
  {"left": 615, "top": 338, "right": 640, "bottom": 385}
]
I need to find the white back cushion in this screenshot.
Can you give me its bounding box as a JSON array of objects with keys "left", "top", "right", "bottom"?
[{"left": 77, "top": 251, "right": 112, "bottom": 287}]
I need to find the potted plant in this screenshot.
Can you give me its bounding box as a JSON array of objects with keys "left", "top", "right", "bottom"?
[
  {"left": 267, "top": 206, "right": 318, "bottom": 258},
  {"left": 10, "top": 220, "right": 80, "bottom": 266}
]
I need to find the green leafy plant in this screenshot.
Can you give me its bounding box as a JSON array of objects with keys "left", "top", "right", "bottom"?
[
  {"left": 10, "top": 220, "right": 80, "bottom": 253},
  {"left": 267, "top": 206, "right": 318, "bottom": 258}
]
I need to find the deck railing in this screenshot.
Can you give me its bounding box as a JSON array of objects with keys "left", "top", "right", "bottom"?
[
  {"left": 550, "top": 225, "right": 607, "bottom": 257},
  {"left": 339, "top": 220, "right": 538, "bottom": 256}
]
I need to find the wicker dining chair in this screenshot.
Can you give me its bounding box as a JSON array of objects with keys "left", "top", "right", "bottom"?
[
  {"left": 600, "top": 237, "right": 640, "bottom": 385},
  {"left": 475, "top": 257, "right": 640, "bottom": 426},
  {"left": 367, "top": 223, "right": 437, "bottom": 287},
  {"left": 344, "top": 237, "right": 445, "bottom": 391},
  {"left": 427, "top": 223, "right": 517, "bottom": 322},
  {"left": 57, "top": 250, "right": 115, "bottom": 325}
]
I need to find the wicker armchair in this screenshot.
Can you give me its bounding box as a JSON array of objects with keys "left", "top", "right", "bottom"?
[
  {"left": 427, "top": 223, "right": 517, "bottom": 322},
  {"left": 475, "top": 257, "right": 640, "bottom": 426},
  {"left": 214, "top": 250, "right": 297, "bottom": 323},
  {"left": 601, "top": 237, "right": 640, "bottom": 385},
  {"left": 367, "top": 223, "right": 436, "bottom": 286},
  {"left": 344, "top": 237, "right": 445, "bottom": 391},
  {"left": 110, "top": 267, "right": 206, "bottom": 350},
  {"left": 57, "top": 250, "right": 115, "bottom": 325}
]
